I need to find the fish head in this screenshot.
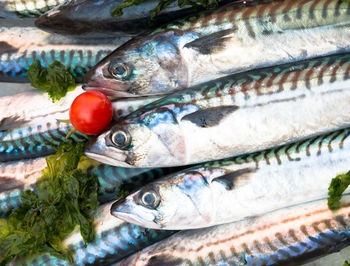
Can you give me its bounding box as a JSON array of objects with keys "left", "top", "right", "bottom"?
[
  {"left": 82, "top": 31, "right": 191, "bottom": 97},
  {"left": 110, "top": 169, "right": 214, "bottom": 229},
  {"left": 84, "top": 108, "right": 187, "bottom": 167}
]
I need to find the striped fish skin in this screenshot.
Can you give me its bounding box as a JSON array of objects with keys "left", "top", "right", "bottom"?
[
  {"left": 86, "top": 53, "right": 350, "bottom": 168},
  {"left": 116, "top": 196, "right": 350, "bottom": 266},
  {"left": 0, "top": 88, "right": 160, "bottom": 162},
  {"left": 0, "top": 0, "right": 66, "bottom": 18},
  {"left": 12, "top": 202, "right": 176, "bottom": 266},
  {"left": 0, "top": 88, "right": 87, "bottom": 162},
  {"left": 35, "top": 0, "right": 231, "bottom": 36},
  {"left": 83, "top": 0, "right": 350, "bottom": 97},
  {"left": 111, "top": 127, "right": 350, "bottom": 229},
  {"left": 0, "top": 24, "right": 130, "bottom": 82}
]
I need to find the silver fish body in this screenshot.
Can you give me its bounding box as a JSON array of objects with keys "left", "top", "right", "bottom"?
[
  {"left": 12, "top": 202, "right": 176, "bottom": 266},
  {"left": 83, "top": 0, "right": 350, "bottom": 97},
  {"left": 116, "top": 195, "right": 350, "bottom": 266},
  {"left": 0, "top": 23, "right": 130, "bottom": 82},
  {"left": 86, "top": 53, "right": 350, "bottom": 168},
  {"left": 111, "top": 127, "right": 350, "bottom": 229},
  {"left": 0, "top": 0, "right": 66, "bottom": 18}
]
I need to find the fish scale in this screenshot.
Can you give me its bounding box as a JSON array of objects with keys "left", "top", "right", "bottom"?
[
  {"left": 116, "top": 195, "right": 350, "bottom": 266},
  {"left": 0, "top": 24, "right": 129, "bottom": 82},
  {"left": 86, "top": 52, "right": 350, "bottom": 167},
  {"left": 110, "top": 127, "right": 350, "bottom": 229}
]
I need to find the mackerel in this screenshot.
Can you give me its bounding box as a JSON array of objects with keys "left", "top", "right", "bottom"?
[
  {"left": 0, "top": 23, "right": 130, "bottom": 82},
  {"left": 111, "top": 127, "right": 350, "bottom": 229},
  {"left": 11, "top": 202, "right": 176, "bottom": 266},
  {"left": 86, "top": 53, "right": 350, "bottom": 167},
  {"left": 116, "top": 195, "right": 350, "bottom": 266},
  {"left": 84, "top": 0, "right": 350, "bottom": 97}
]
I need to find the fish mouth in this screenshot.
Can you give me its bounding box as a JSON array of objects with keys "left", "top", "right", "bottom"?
[
  {"left": 111, "top": 201, "right": 161, "bottom": 229},
  {"left": 82, "top": 85, "right": 139, "bottom": 97},
  {"left": 84, "top": 151, "right": 133, "bottom": 168}
]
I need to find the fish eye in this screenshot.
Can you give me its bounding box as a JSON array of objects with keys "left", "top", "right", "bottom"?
[
  {"left": 109, "top": 62, "right": 130, "bottom": 80},
  {"left": 140, "top": 191, "right": 160, "bottom": 208},
  {"left": 110, "top": 129, "right": 131, "bottom": 149}
]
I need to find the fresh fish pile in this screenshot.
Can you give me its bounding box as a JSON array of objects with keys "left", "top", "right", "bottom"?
[
  {"left": 0, "top": 0, "right": 66, "bottom": 18},
  {"left": 35, "top": 0, "right": 229, "bottom": 36},
  {"left": 2, "top": 0, "right": 350, "bottom": 264},
  {"left": 83, "top": 0, "right": 350, "bottom": 97},
  {"left": 86, "top": 53, "right": 350, "bottom": 167},
  {"left": 117, "top": 195, "right": 350, "bottom": 265},
  {"left": 0, "top": 89, "right": 161, "bottom": 162},
  {"left": 11, "top": 202, "right": 176, "bottom": 266},
  {"left": 0, "top": 23, "right": 130, "bottom": 82},
  {"left": 111, "top": 127, "right": 350, "bottom": 229}
]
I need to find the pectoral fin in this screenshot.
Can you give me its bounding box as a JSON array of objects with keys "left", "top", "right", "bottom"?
[
  {"left": 181, "top": 105, "right": 239, "bottom": 128},
  {"left": 212, "top": 168, "right": 257, "bottom": 190},
  {"left": 184, "top": 28, "right": 236, "bottom": 55}
]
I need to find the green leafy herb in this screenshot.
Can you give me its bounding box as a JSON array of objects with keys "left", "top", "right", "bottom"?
[
  {"left": 27, "top": 60, "right": 76, "bottom": 102},
  {"left": 344, "top": 261, "right": 350, "bottom": 266},
  {"left": 111, "top": 0, "right": 218, "bottom": 19},
  {"left": 0, "top": 141, "right": 99, "bottom": 265},
  {"left": 328, "top": 171, "right": 350, "bottom": 210}
]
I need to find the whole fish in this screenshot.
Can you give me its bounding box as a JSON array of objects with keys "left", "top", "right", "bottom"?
[
  {"left": 0, "top": 88, "right": 160, "bottom": 162},
  {"left": 0, "top": 0, "right": 66, "bottom": 18},
  {"left": 0, "top": 23, "right": 130, "bottom": 82},
  {"left": 0, "top": 154, "right": 179, "bottom": 217},
  {"left": 116, "top": 195, "right": 350, "bottom": 266},
  {"left": 35, "top": 0, "right": 231, "bottom": 36},
  {"left": 111, "top": 127, "right": 350, "bottom": 229},
  {"left": 83, "top": 0, "right": 350, "bottom": 97},
  {"left": 11, "top": 202, "right": 176, "bottom": 266},
  {"left": 86, "top": 53, "right": 350, "bottom": 168}
]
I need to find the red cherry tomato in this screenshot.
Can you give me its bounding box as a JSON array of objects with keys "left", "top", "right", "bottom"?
[{"left": 69, "top": 91, "right": 113, "bottom": 135}]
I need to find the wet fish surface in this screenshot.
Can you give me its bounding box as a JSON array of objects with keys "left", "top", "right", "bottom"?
[
  {"left": 116, "top": 195, "right": 350, "bottom": 266},
  {"left": 35, "top": 0, "right": 230, "bottom": 36},
  {"left": 11, "top": 202, "right": 176, "bottom": 266},
  {"left": 0, "top": 0, "right": 66, "bottom": 18},
  {"left": 86, "top": 53, "right": 350, "bottom": 168},
  {"left": 111, "top": 127, "right": 350, "bottom": 229},
  {"left": 0, "top": 23, "right": 130, "bottom": 82},
  {"left": 83, "top": 0, "right": 350, "bottom": 97}
]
